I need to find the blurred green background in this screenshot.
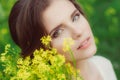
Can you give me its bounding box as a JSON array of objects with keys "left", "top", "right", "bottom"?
[{"left": 0, "top": 0, "right": 120, "bottom": 79}]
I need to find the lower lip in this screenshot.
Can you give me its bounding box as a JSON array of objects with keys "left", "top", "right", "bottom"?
[{"left": 78, "top": 37, "right": 91, "bottom": 50}]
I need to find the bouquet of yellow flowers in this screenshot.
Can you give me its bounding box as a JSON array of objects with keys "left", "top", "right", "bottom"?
[{"left": 0, "top": 36, "right": 83, "bottom": 80}]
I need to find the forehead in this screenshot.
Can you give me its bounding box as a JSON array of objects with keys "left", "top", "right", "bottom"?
[{"left": 42, "top": 0, "right": 76, "bottom": 33}]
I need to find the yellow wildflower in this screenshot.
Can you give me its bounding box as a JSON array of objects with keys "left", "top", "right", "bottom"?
[
  {"left": 17, "top": 58, "right": 23, "bottom": 65},
  {"left": 57, "top": 74, "right": 66, "bottom": 80},
  {"left": 50, "top": 48, "right": 57, "bottom": 55},
  {"left": 0, "top": 37, "right": 83, "bottom": 80},
  {"left": 0, "top": 55, "right": 6, "bottom": 62},
  {"left": 56, "top": 55, "right": 65, "bottom": 67},
  {"left": 40, "top": 35, "right": 51, "bottom": 46},
  {"left": 63, "top": 38, "right": 74, "bottom": 52},
  {"left": 17, "top": 69, "right": 31, "bottom": 79}
]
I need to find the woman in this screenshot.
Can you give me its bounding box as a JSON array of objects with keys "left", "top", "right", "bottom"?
[{"left": 9, "top": 0, "right": 117, "bottom": 80}]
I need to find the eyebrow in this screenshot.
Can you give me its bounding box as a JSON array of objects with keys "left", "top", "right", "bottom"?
[
  {"left": 49, "top": 24, "right": 62, "bottom": 35},
  {"left": 71, "top": 9, "right": 78, "bottom": 20},
  {"left": 49, "top": 9, "right": 78, "bottom": 35}
]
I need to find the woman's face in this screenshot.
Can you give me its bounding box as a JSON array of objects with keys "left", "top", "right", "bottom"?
[{"left": 42, "top": 0, "right": 96, "bottom": 62}]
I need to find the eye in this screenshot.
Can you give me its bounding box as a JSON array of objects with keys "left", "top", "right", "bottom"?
[
  {"left": 72, "top": 13, "right": 80, "bottom": 22},
  {"left": 51, "top": 28, "right": 63, "bottom": 39}
]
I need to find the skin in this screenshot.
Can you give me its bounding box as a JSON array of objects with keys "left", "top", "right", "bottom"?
[
  {"left": 42, "top": 0, "right": 103, "bottom": 80},
  {"left": 42, "top": 0, "right": 96, "bottom": 62}
]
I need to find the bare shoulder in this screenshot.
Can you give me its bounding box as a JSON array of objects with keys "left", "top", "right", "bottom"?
[
  {"left": 91, "top": 55, "right": 114, "bottom": 72},
  {"left": 91, "top": 55, "right": 117, "bottom": 80},
  {"left": 91, "top": 55, "right": 111, "bottom": 65}
]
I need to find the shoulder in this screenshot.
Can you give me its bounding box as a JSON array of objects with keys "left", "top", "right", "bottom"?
[
  {"left": 91, "top": 55, "right": 114, "bottom": 73},
  {"left": 91, "top": 55, "right": 117, "bottom": 80},
  {"left": 91, "top": 55, "right": 111, "bottom": 65}
]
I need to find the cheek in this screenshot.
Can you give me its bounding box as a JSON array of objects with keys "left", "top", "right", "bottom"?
[
  {"left": 79, "top": 15, "right": 92, "bottom": 33},
  {"left": 86, "top": 24, "right": 93, "bottom": 35},
  {"left": 82, "top": 20, "right": 93, "bottom": 37},
  {"left": 51, "top": 39, "right": 73, "bottom": 61},
  {"left": 51, "top": 31, "right": 71, "bottom": 53},
  {"left": 51, "top": 39, "right": 64, "bottom": 54}
]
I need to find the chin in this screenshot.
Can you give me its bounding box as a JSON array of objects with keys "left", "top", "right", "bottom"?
[
  {"left": 85, "top": 45, "right": 97, "bottom": 59},
  {"left": 77, "top": 44, "right": 97, "bottom": 61}
]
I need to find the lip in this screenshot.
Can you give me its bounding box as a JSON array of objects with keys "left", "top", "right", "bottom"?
[{"left": 77, "top": 37, "right": 91, "bottom": 50}]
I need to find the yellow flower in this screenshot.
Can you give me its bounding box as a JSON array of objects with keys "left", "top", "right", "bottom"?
[
  {"left": 63, "top": 38, "right": 74, "bottom": 52},
  {"left": 0, "top": 37, "right": 84, "bottom": 80},
  {"left": 50, "top": 69, "right": 54, "bottom": 74},
  {"left": 17, "top": 58, "right": 23, "bottom": 65},
  {"left": 56, "top": 55, "right": 65, "bottom": 67},
  {"left": 0, "top": 55, "right": 6, "bottom": 62},
  {"left": 40, "top": 35, "right": 51, "bottom": 46},
  {"left": 50, "top": 48, "right": 57, "bottom": 55},
  {"left": 5, "top": 44, "right": 11, "bottom": 51},
  {"left": 57, "top": 74, "right": 66, "bottom": 80},
  {"left": 17, "top": 69, "right": 31, "bottom": 79}
]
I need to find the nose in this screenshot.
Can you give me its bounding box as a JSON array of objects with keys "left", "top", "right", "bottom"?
[
  {"left": 67, "top": 24, "right": 82, "bottom": 40},
  {"left": 71, "top": 28, "right": 82, "bottom": 40}
]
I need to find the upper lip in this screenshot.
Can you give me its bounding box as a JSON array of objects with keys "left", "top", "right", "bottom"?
[{"left": 77, "top": 37, "right": 90, "bottom": 49}]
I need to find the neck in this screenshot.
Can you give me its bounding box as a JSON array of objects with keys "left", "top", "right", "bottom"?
[
  {"left": 68, "top": 57, "right": 103, "bottom": 80},
  {"left": 76, "top": 58, "right": 90, "bottom": 69},
  {"left": 68, "top": 57, "right": 92, "bottom": 69},
  {"left": 74, "top": 57, "right": 94, "bottom": 80}
]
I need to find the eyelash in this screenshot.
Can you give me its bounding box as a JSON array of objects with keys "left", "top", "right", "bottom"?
[
  {"left": 51, "top": 13, "right": 80, "bottom": 39},
  {"left": 51, "top": 28, "right": 63, "bottom": 39},
  {"left": 72, "top": 13, "right": 80, "bottom": 22}
]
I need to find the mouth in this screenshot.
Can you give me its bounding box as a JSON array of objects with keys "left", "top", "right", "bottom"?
[{"left": 77, "top": 37, "right": 91, "bottom": 50}]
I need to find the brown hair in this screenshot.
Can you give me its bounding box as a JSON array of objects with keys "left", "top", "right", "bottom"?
[{"left": 9, "top": 0, "right": 85, "bottom": 58}]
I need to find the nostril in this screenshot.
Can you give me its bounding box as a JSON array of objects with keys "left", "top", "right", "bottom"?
[
  {"left": 77, "top": 34, "right": 81, "bottom": 38},
  {"left": 76, "top": 34, "right": 81, "bottom": 39},
  {"left": 72, "top": 33, "right": 81, "bottom": 40}
]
